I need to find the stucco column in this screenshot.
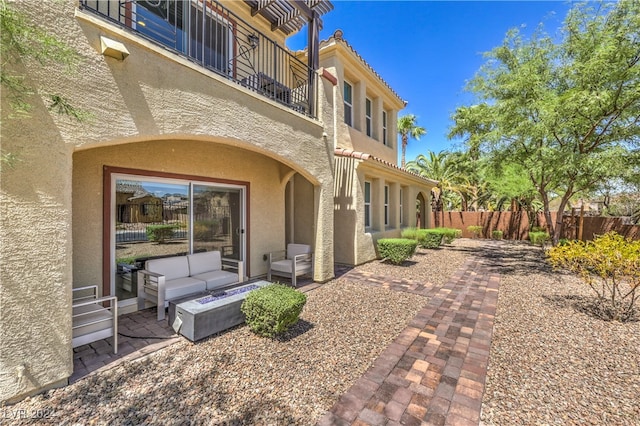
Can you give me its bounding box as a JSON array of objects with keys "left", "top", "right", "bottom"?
[
  {"left": 0, "top": 139, "right": 73, "bottom": 403},
  {"left": 313, "top": 182, "right": 334, "bottom": 282},
  {"left": 389, "top": 108, "right": 399, "bottom": 151},
  {"left": 426, "top": 190, "right": 433, "bottom": 228},
  {"left": 389, "top": 182, "right": 400, "bottom": 229},
  {"left": 372, "top": 96, "right": 382, "bottom": 142},
  {"left": 353, "top": 80, "right": 366, "bottom": 133}
]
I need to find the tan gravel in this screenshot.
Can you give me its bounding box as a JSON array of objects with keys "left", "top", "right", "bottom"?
[
  {"left": 480, "top": 241, "right": 640, "bottom": 425},
  {"left": 5, "top": 239, "right": 639, "bottom": 425},
  {"left": 4, "top": 241, "right": 475, "bottom": 425}
]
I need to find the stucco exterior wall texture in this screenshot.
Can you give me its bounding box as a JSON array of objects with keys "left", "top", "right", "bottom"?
[{"left": 1, "top": 0, "right": 334, "bottom": 403}]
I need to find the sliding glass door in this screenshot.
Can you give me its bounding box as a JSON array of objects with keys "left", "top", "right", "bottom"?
[{"left": 112, "top": 175, "right": 245, "bottom": 307}]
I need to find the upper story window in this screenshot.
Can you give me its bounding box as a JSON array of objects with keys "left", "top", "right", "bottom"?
[
  {"left": 364, "top": 181, "right": 371, "bottom": 228},
  {"left": 365, "top": 98, "right": 372, "bottom": 137},
  {"left": 344, "top": 81, "right": 353, "bottom": 127},
  {"left": 382, "top": 110, "right": 388, "bottom": 145}
]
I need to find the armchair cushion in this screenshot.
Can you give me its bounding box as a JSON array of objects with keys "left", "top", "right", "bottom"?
[
  {"left": 187, "top": 251, "right": 222, "bottom": 276},
  {"left": 146, "top": 256, "right": 190, "bottom": 281},
  {"left": 287, "top": 243, "right": 311, "bottom": 259}
]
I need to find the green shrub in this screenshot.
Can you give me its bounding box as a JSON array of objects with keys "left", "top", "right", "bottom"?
[
  {"left": 241, "top": 284, "right": 307, "bottom": 337},
  {"left": 529, "top": 231, "right": 550, "bottom": 246},
  {"left": 145, "top": 224, "right": 177, "bottom": 243},
  {"left": 377, "top": 238, "right": 418, "bottom": 264},
  {"left": 547, "top": 232, "right": 640, "bottom": 322},
  {"left": 432, "top": 227, "right": 461, "bottom": 244},
  {"left": 417, "top": 229, "right": 443, "bottom": 249},
  {"left": 467, "top": 225, "right": 483, "bottom": 238},
  {"left": 531, "top": 226, "right": 546, "bottom": 233},
  {"left": 400, "top": 227, "right": 419, "bottom": 240},
  {"left": 492, "top": 230, "right": 503, "bottom": 240}
]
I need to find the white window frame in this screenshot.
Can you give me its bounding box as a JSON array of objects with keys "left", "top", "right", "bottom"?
[
  {"left": 364, "top": 181, "right": 371, "bottom": 229},
  {"left": 384, "top": 185, "right": 389, "bottom": 226},
  {"left": 399, "top": 187, "right": 403, "bottom": 225},
  {"left": 365, "top": 98, "right": 372, "bottom": 137},
  {"left": 344, "top": 81, "right": 353, "bottom": 127},
  {"left": 382, "top": 110, "right": 388, "bottom": 145}
]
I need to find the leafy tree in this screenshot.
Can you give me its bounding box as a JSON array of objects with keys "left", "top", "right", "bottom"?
[
  {"left": 450, "top": 1, "right": 640, "bottom": 244},
  {"left": 397, "top": 114, "right": 426, "bottom": 168},
  {"left": 1, "top": 0, "right": 88, "bottom": 170}
]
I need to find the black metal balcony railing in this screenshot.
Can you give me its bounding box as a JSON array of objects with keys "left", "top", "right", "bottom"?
[{"left": 80, "top": 0, "right": 314, "bottom": 117}]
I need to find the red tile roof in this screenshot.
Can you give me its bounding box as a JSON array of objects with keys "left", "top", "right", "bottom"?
[{"left": 334, "top": 148, "right": 438, "bottom": 186}]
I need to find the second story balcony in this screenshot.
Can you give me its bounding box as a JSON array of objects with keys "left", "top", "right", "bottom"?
[{"left": 79, "top": 0, "right": 333, "bottom": 118}]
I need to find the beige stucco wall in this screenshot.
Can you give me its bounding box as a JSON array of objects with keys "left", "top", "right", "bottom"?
[{"left": 1, "top": 0, "right": 334, "bottom": 403}]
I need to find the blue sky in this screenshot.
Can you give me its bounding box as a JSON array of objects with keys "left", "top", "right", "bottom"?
[{"left": 287, "top": 1, "right": 574, "bottom": 164}]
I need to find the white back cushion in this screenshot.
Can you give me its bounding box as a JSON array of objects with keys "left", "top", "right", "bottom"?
[
  {"left": 188, "top": 251, "right": 222, "bottom": 275},
  {"left": 146, "top": 256, "right": 190, "bottom": 281},
  {"left": 287, "top": 243, "right": 311, "bottom": 259}
]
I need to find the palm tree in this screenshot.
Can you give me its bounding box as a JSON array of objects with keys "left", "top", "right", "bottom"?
[
  {"left": 397, "top": 114, "right": 426, "bottom": 168},
  {"left": 406, "top": 151, "right": 464, "bottom": 227}
]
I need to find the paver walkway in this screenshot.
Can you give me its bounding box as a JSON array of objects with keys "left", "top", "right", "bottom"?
[{"left": 318, "top": 256, "right": 500, "bottom": 426}]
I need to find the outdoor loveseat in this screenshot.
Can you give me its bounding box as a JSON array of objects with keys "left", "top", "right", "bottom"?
[{"left": 137, "top": 250, "right": 244, "bottom": 321}]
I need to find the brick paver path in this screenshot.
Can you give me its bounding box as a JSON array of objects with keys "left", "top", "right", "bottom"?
[{"left": 319, "top": 256, "right": 500, "bottom": 426}]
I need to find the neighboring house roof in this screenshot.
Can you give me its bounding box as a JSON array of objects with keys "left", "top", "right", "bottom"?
[
  {"left": 335, "top": 148, "right": 438, "bottom": 187},
  {"left": 320, "top": 30, "right": 407, "bottom": 108},
  {"left": 244, "top": 0, "right": 333, "bottom": 35}
]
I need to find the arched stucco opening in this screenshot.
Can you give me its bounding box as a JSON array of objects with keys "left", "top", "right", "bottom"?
[
  {"left": 72, "top": 137, "right": 329, "bottom": 311},
  {"left": 416, "top": 192, "right": 427, "bottom": 229}
]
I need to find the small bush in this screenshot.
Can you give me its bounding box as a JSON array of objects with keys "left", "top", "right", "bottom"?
[
  {"left": 432, "top": 227, "right": 461, "bottom": 244},
  {"left": 547, "top": 232, "right": 640, "bottom": 322},
  {"left": 241, "top": 284, "right": 307, "bottom": 337},
  {"left": 377, "top": 238, "right": 418, "bottom": 264},
  {"left": 417, "top": 229, "right": 443, "bottom": 249},
  {"left": 400, "top": 227, "right": 419, "bottom": 240},
  {"left": 529, "top": 231, "right": 550, "bottom": 246},
  {"left": 531, "top": 226, "right": 546, "bottom": 233},
  {"left": 492, "top": 230, "right": 503, "bottom": 240},
  {"left": 467, "top": 225, "right": 483, "bottom": 238},
  {"left": 145, "top": 224, "right": 176, "bottom": 243}
]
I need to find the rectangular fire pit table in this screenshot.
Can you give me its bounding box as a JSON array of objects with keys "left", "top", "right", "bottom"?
[{"left": 168, "top": 280, "right": 270, "bottom": 341}]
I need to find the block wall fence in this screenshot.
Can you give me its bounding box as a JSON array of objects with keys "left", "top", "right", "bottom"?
[{"left": 430, "top": 211, "right": 640, "bottom": 241}]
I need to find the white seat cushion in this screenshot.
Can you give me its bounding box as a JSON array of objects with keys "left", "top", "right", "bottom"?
[
  {"left": 192, "top": 270, "right": 239, "bottom": 291},
  {"left": 164, "top": 277, "right": 207, "bottom": 301},
  {"left": 270, "top": 259, "right": 312, "bottom": 274},
  {"left": 146, "top": 256, "right": 190, "bottom": 281},
  {"left": 187, "top": 251, "right": 222, "bottom": 276}
]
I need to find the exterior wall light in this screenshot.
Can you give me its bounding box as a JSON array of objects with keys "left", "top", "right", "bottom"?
[
  {"left": 100, "top": 36, "right": 130, "bottom": 61},
  {"left": 247, "top": 33, "right": 259, "bottom": 49}
]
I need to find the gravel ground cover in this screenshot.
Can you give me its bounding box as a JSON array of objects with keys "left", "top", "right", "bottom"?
[
  {"left": 480, "top": 241, "right": 640, "bottom": 425},
  {"left": 5, "top": 241, "right": 475, "bottom": 425},
  {"left": 6, "top": 239, "right": 638, "bottom": 425}
]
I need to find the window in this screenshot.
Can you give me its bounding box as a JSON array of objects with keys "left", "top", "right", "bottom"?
[
  {"left": 111, "top": 172, "right": 246, "bottom": 305},
  {"left": 382, "top": 110, "right": 388, "bottom": 145},
  {"left": 133, "top": 1, "right": 234, "bottom": 75},
  {"left": 344, "top": 81, "right": 353, "bottom": 126},
  {"left": 384, "top": 185, "right": 389, "bottom": 226},
  {"left": 399, "top": 188, "right": 403, "bottom": 225},
  {"left": 364, "top": 181, "right": 371, "bottom": 228},
  {"left": 365, "top": 98, "right": 372, "bottom": 137}
]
